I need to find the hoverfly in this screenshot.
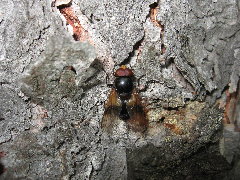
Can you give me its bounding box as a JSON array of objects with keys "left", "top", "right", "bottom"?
[{"left": 101, "top": 65, "right": 148, "bottom": 133}]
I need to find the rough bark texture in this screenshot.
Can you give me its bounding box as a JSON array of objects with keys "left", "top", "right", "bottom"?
[{"left": 0, "top": 0, "right": 239, "bottom": 179}]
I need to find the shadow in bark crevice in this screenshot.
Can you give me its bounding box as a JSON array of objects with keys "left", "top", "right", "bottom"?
[{"left": 0, "top": 162, "right": 5, "bottom": 175}]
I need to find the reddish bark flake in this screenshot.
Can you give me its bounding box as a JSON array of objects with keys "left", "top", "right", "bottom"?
[
  {"left": 223, "top": 83, "right": 240, "bottom": 132},
  {"left": 59, "top": 6, "right": 89, "bottom": 41}
]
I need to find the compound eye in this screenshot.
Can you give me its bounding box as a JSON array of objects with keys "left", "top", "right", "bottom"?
[{"left": 115, "top": 77, "right": 133, "bottom": 94}]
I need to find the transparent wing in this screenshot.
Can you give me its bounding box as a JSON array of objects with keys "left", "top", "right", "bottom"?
[
  {"left": 127, "top": 90, "right": 148, "bottom": 133},
  {"left": 101, "top": 88, "right": 121, "bottom": 133}
]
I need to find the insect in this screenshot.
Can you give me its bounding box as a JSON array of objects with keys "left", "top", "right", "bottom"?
[{"left": 101, "top": 65, "right": 148, "bottom": 133}]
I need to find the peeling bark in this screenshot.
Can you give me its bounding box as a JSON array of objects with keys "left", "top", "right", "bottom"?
[{"left": 0, "top": 0, "right": 240, "bottom": 179}]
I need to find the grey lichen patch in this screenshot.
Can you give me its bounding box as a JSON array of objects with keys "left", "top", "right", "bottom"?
[
  {"left": 147, "top": 101, "right": 206, "bottom": 138},
  {"left": 21, "top": 36, "right": 96, "bottom": 106},
  {"left": 1, "top": 130, "right": 72, "bottom": 179},
  {"left": 131, "top": 2, "right": 200, "bottom": 103},
  {"left": 0, "top": 0, "right": 64, "bottom": 84},
  {"left": 137, "top": 0, "right": 240, "bottom": 103},
  {"left": 137, "top": 75, "right": 194, "bottom": 115},
  {"left": 184, "top": 0, "right": 239, "bottom": 98},
  {"left": 0, "top": 0, "right": 239, "bottom": 179},
  {"left": 0, "top": 87, "right": 30, "bottom": 144},
  {"left": 127, "top": 104, "right": 223, "bottom": 179},
  {"left": 230, "top": 45, "right": 240, "bottom": 93},
  {"left": 74, "top": 0, "right": 157, "bottom": 64}
]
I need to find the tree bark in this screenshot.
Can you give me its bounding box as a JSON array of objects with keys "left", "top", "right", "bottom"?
[{"left": 0, "top": 0, "right": 239, "bottom": 179}]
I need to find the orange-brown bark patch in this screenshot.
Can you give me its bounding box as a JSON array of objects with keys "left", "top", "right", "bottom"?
[
  {"left": 59, "top": 6, "right": 89, "bottom": 41},
  {"left": 223, "top": 82, "right": 240, "bottom": 131}
]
